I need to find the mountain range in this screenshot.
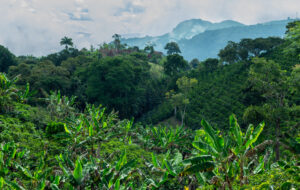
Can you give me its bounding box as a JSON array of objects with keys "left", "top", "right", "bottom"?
[{"left": 121, "top": 18, "right": 295, "bottom": 61}]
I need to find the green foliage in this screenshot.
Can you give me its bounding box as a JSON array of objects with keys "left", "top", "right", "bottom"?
[
  {"left": 164, "top": 42, "right": 181, "bottom": 55},
  {"left": 285, "top": 21, "right": 300, "bottom": 58},
  {"left": 218, "top": 37, "right": 284, "bottom": 64},
  {"left": 46, "top": 91, "right": 77, "bottom": 121},
  {"left": 0, "top": 22, "right": 298, "bottom": 189},
  {"left": 202, "top": 58, "right": 219, "bottom": 72},
  {"left": 186, "top": 61, "right": 249, "bottom": 129},
  {"left": 0, "top": 115, "right": 43, "bottom": 155},
  {"left": 163, "top": 54, "right": 189, "bottom": 76},
  {"left": 0, "top": 45, "right": 17, "bottom": 72},
  {"left": 60, "top": 36, "right": 73, "bottom": 50},
  {"left": 85, "top": 55, "right": 151, "bottom": 118},
  {"left": 0, "top": 73, "right": 18, "bottom": 113},
  {"left": 245, "top": 160, "right": 300, "bottom": 189},
  {"left": 99, "top": 139, "right": 152, "bottom": 168},
  {"left": 192, "top": 115, "right": 273, "bottom": 189},
  {"left": 166, "top": 76, "right": 198, "bottom": 125},
  {"left": 0, "top": 76, "right": 297, "bottom": 189},
  {"left": 46, "top": 122, "right": 66, "bottom": 136},
  {"left": 138, "top": 101, "right": 174, "bottom": 125}
]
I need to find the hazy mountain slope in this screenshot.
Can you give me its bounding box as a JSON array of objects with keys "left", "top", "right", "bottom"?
[
  {"left": 180, "top": 19, "right": 292, "bottom": 60},
  {"left": 122, "top": 19, "right": 244, "bottom": 55},
  {"left": 122, "top": 19, "right": 294, "bottom": 61}
]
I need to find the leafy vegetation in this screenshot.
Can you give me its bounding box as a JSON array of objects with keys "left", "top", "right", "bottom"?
[{"left": 0, "top": 21, "right": 299, "bottom": 189}]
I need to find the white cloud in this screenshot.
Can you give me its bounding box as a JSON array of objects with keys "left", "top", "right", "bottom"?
[{"left": 0, "top": 0, "right": 299, "bottom": 56}]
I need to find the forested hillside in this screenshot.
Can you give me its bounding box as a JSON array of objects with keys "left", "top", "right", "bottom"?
[{"left": 0, "top": 21, "right": 299, "bottom": 189}]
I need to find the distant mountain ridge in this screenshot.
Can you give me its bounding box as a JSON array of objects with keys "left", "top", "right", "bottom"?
[
  {"left": 171, "top": 19, "right": 244, "bottom": 40},
  {"left": 121, "top": 18, "right": 295, "bottom": 61}
]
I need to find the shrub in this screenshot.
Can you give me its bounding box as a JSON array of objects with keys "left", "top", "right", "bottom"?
[{"left": 46, "top": 122, "right": 66, "bottom": 136}]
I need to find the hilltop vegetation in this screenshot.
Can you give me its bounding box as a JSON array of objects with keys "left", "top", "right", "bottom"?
[
  {"left": 0, "top": 21, "right": 299, "bottom": 189},
  {"left": 122, "top": 18, "right": 294, "bottom": 61}
]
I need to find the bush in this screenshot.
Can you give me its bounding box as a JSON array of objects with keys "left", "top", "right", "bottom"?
[{"left": 46, "top": 122, "right": 66, "bottom": 136}]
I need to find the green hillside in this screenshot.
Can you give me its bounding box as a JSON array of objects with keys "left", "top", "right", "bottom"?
[{"left": 0, "top": 21, "right": 299, "bottom": 189}]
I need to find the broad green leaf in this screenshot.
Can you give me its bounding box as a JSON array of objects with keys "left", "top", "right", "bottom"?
[
  {"left": 163, "top": 160, "right": 176, "bottom": 176},
  {"left": 151, "top": 153, "right": 158, "bottom": 168},
  {"left": 17, "top": 150, "right": 26, "bottom": 159},
  {"left": 158, "top": 172, "right": 169, "bottom": 186},
  {"left": 119, "top": 160, "right": 136, "bottom": 180},
  {"left": 8, "top": 146, "right": 17, "bottom": 166},
  {"left": 245, "top": 122, "right": 264, "bottom": 149},
  {"left": 229, "top": 114, "right": 243, "bottom": 147},
  {"left": 173, "top": 151, "right": 183, "bottom": 165},
  {"left": 64, "top": 125, "right": 71, "bottom": 134},
  {"left": 183, "top": 155, "right": 213, "bottom": 165},
  {"left": 201, "top": 119, "right": 222, "bottom": 152},
  {"left": 114, "top": 179, "right": 120, "bottom": 190},
  {"left": 15, "top": 164, "right": 33, "bottom": 179},
  {"left": 4, "top": 179, "right": 26, "bottom": 190},
  {"left": 195, "top": 172, "right": 206, "bottom": 184},
  {"left": 88, "top": 125, "right": 93, "bottom": 137},
  {"left": 116, "top": 151, "right": 127, "bottom": 171},
  {"left": 192, "top": 141, "right": 218, "bottom": 155},
  {"left": 54, "top": 176, "right": 61, "bottom": 185},
  {"left": 73, "top": 158, "right": 84, "bottom": 184},
  {"left": 253, "top": 156, "right": 264, "bottom": 174},
  {"left": 181, "top": 161, "right": 215, "bottom": 175},
  {"left": 50, "top": 184, "right": 61, "bottom": 190},
  {"left": 128, "top": 136, "right": 132, "bottom": 145},
  {"left": 37, "top": 179, "right": 46, "bottom": 190},
  {"left": 76, "top": 121, "right": 83, "bottom": 132},
  {"left": 103, "top": 121, "right": 107, "bottom": 128},
  {"left": 244, "top": 124, "right": 254, "bottom": 144},
  {"left": 0, "top": 177, "right": 4, "bottom": 189}
]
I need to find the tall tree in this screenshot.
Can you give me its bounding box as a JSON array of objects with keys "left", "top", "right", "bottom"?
[
  {"left": 164, "top": 42, "right": 181, "bottom": 55},
  {"left": 246, "top": 57, "right": 289, "bottom": 160},
  {"left": 112, "top": 34, "right": 122, "bottom": 51},
  {"left": 60, "top": 36, "right": 74, "bottom": 50},
  {"left": 284, "top": 21, "right": 300, "bottom": 58},
  {"left": 163, "top": 54, "right": 188, "bottom": 76},
  {"left": 202, "top": 58, "right": 219, "bottom": 72},
  {"left": 166, "top": 76, "right": 198, "bottom": 125},
  {"left": 85, "top": 55, "right": 150, "bottom": 118}
]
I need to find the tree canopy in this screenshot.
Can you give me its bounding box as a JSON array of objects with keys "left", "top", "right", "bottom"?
[{"left": 164, "top": 42, "right": 181, "bottom": 55}]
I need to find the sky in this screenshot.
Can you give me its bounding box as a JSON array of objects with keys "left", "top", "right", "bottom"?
[{"left": 0, "top": 0, "right": 299, "bottom": 56}]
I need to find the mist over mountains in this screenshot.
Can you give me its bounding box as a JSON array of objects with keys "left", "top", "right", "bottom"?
[{"left": 122, "top": 18, "right": 295, "bottom": 61}]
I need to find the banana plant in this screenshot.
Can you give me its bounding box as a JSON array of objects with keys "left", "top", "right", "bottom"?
[
  {"left": 17, "top": 83, "right": 36, "bottom": 104},
  {"left": 144, "top": 150, "right": 193, "bottom": 189},
  {"left": 64, "top": 105, "right": 120, "bottom": 156},
  {"left": 55, "top": 150, "right": 138, "bottom": 189},
  {"left": 228, "top": 114, "right": 274, "bottom": 185},
  {"left": 140, "top": 125, "right": 191, "bottom": 153},
  {"left": 144, "top": 151, "right": 175, "bottom": 189},
  {"left": 55, "top": 154, "right": 95, "bottom": 188},
  {"left": 0, "top": 73, "right": 19, "bottom": 113},
  {"left": 192, "top": 118, "right": 233, "bottom": 189},
  {"left": 191, "top": 114, "right": 273, "bottom": 189},
  {"left": 0, "top": 142, "right": 29, "bottom": 190},
  {"left": 15, "top": 153, "right": 52, "bottom": 190},
  {"left": 46, "top": 91, "right": 77, "bottom": 121}
]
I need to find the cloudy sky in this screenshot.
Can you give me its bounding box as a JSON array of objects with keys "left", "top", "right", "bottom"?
[{"left": 1, "top": 0, "right": 299, "bottom": 56}]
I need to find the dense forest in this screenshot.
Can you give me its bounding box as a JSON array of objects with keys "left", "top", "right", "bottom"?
[{"left": 0, "top": 21, "right": 299, "bottom": 189}]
